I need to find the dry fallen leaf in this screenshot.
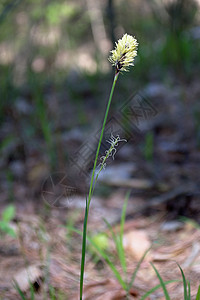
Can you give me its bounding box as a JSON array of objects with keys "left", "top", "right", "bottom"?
[
  {"left": 13, "top": 265, "right": 43, "bottom": 292},
  {"left": 123, "top": 230, "right": 151, "bottom": 260}
]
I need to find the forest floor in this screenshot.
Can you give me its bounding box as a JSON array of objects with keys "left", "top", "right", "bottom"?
[
  {"left": 1, "top": 192, "right": 200, "bottom": 300},
  {"left": 0, "top": 74, "right": 200, "bottom": 299}
]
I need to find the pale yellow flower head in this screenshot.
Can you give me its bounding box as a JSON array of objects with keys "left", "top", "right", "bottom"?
[{"left": 108, "top": 33, "right": 138, "bottom": 73}]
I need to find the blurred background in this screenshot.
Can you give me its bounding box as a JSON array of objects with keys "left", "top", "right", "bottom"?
[
  {"left": 0, "top": 0, "right": 200, "bottom": 298},
  {"left": 0, "top": 0, "right": 199, "bottom": 211}
]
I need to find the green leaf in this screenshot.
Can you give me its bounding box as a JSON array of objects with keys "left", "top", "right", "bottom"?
[
  {"left": 2, "top": 205, "right": 15, "bottom": 222},
  {"left": 151, "top": 263, "right": 170, "bottom": 300},
  {"left": 6, "top": 226, "right": 16, "bottom": 237},
  {"left": 0, "top": 220, "right": 7, "bottom": 230},
  {"left": 0, "top": 221, "right": 16, "bottom": 237}
]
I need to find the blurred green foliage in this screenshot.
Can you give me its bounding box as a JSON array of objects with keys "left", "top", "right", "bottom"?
[
  {"left": 0, "top": 204, "right": 16, "bottom": 237},
  {"left": 45, "top": 3, "right": 77, "bottom": 25},
  {"left": 144, "top": 131, "right": 154, "bottom": 161},
  {"left": 194, "top": 106, "right": 200, "bottom": 148},
  {"left": 150, "top": 0, "right": 199, "bottom": 71}
]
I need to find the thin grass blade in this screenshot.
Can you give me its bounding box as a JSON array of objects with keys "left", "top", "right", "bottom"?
[
  {"left": 151, "top": 263, "right": 170, "bottom": 300},
  {"left": 177, "top": 264, "right": 188, "bottom": 300},
  {"left": 87, "top": 233, "right": 127, "bottom": 290},
  {"left": 128, "top": 247, "right": 151, "bottom": 291},
  {"left": 13, "top": 280, "right": 27, "bottom": 300},
  {"left": 29, "top": 281, "right": 35, "bottom": 300},
  {"left": 140, "top": 280, "right": 179, "bottom": 300},
  {"left": 49, "top": 285, "right": 57, "bottom": 300},
  {"left": 188, "top": 282, "right": 191, "bottom": 300},
  {"left": 195, "top": 285, "right": 200, "bottom": 300},
  {"left": 103, "top": 218, "right": 123, "bottom": 270},
  {"left": 119, "top": 191, "right": 130, "bottom": 274},
  {"left": 80, "top": 197, "right": 88, "bottom": 300},
  {"left": 69, "top": 226, "right": 126, "bottom": 290},
  {"left": 103, "top": 218, "right": 118, "bottom": 250}
]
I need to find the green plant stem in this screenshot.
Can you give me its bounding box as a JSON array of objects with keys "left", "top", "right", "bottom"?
[
  {"left": 79, "top": 71, "right": 119, "bottom": 300},
  {"left": 87, "top": 71, "right": 119, "bottom": 209}
]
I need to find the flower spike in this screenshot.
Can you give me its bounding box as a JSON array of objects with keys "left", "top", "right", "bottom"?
[{"left": 108, "top": 33, "right": 138, "bottom": 73}]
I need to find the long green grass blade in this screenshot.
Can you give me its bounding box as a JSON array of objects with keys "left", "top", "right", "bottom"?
[
  {"left": 178, "top": 264, "right": 188, "bottom": 300},
  {"left": 119, "top": 192, "right": 130, "bottom": 274},
  {"left": 140, "top": 280, "right": 178, "bottom": 300},
  {"left": 102, "top": 192, "right": 130, "bottom": 280},
  {"left": 49, "top": 285, "right": 57, "bottom": 300},
  {"left": 80, "top": 197, "right": 88, "bottom": 300},
  {"left": 78, "top": 72, "right": 119, "bottom": 299},
  {"left": 87, "top": 233, "right": 126, "bottom": 290},
  {"left": 151, "top": 263, "right": 170, "bottom": 300},
  {"left": 13, "top": 280, "right": 27, "bottom": 300},
  {"left": 103, "top": 218, "right": 118, "bottom": 249},
  {"left": 70, "top": 226, "right": 126, "bottom": 290},
  {"left": 128, "top": 247, "right": 150, "bottom": 291},
  {"left": 195, "top": 285, "right": 200, "bottom": 300},
  {"left": 29, "top": 281, "right": 35, "bottom": 300},
  {"left": 188, "top": 282, "right": 191, "bottom": 300},
  {"left": 103, "top": 218, "right": 124, "bottom": 272}
]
